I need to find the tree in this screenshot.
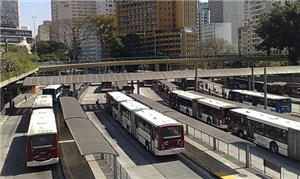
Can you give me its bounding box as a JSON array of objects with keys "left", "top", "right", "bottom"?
[
  {"left": 256, "top": 2, "right": 300, "bottom": 65},
  {"left": 52, "top": 19, "right": 94, "bottom": 61},
  {"left": 87, "top": 14, "right": 124, "bottom": 58},
  {"left": 198, "top": 38, "right": 235, "bottom": 56},
  {"left": 36, "top": 41, "right": 68, "bottom": 61}
]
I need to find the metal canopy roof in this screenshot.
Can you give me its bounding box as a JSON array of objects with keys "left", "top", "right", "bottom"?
[
  {"left": 23, "top": 66, "right": 300, "bottom": 86},
  {"left": 159, "top": 80, "right": 179, "bottom": 89},
  {"left": 129, "top": 94, "right": 252, "bottom": 145},
  {"left": 60, "top": 97, "right": 117, "bottom": 156},
  {"left": 60, "top": 97, "right": 87, "bottom": 120}
]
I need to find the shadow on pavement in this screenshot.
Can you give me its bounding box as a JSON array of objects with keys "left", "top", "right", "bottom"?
[
  {"left": 95, "top": 111, "right": 177, "bottom": 166},
  {"left": 15, "top": 112, "right": 30, "bottom": 133},
  {"left": 0, "top": 136, "right": 52, "bottom": 176}
]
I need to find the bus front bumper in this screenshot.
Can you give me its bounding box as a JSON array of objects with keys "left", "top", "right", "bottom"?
[
  {"left": 27, "top": 157, "right": 59, "bottom": 167},
  {"left": 154, "top": 147, "right": 185, "bottom": 156}
]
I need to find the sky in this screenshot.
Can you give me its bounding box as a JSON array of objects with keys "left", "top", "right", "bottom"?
[
  {"left": 20, "top": 0, "right": 208, "bottom": 36},
  {"left": 20, "top": 0, "right": 51, "bottom": 35}
]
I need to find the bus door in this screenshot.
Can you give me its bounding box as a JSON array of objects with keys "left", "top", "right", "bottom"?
[
  {"left": 197, "top": 103, "right": 203, "bottom": 120},
  {"left": 288, "top": 128, "right": 300, "bottom": 162},
  {"left": 192, "top": 99, "right": 198, "bottom": 118},
  {"left": 247, "top": 120, "right": 255, "bottom": 139},
  {"left": 132, "top": 114, "right": 138, "bottom": 138},
  {"left": 169, "top": 92, "right": 177, "bottom": 108}
]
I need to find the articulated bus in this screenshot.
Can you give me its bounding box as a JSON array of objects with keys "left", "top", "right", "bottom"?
[
  {"left": 42, "top": 85, "right": 62, "bottom": 101},
  {"left": 26, "top": 109, "right": 59, "bottom": 167},
  {"left": 228, "top": 89, "right": 291, "bottom": 113},
  {"left": 107, "top": 92, "right": 184, "bottom": 155},
  {"left": 32, "top": 95, "right": 53, "bottom": 110},
  {"left": 106, "top": 91, "right": 134, "bottom": 118},
  {"left": 228, "top": 108, "right": 300, "bottom": 161},
  {"left": 169, "top": 90, "right": 238, "bottom": 130}
]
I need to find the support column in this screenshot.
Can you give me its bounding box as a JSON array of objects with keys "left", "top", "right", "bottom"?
[
  {"left": 248, "top": 76, "right": 251, "bottom": 90},
  {"left": 264, "top": 67, "right": 267, "bottom": 110},
  {"left": 155, "top": 64, "right": 159, "bottom": 71},
  {"left": 185, "top": 124, "right": 189, "bottom": 135},
  {"left": 72, "top": 83, "right": 77, "bottom": 99},
  {"left": 113, "top": 155, "right": 117, "bottom": 179},
  {"left": 0, "top": 88, "right": 4, "bottom": 112},
  {"left": 137, "top": 80, "right": 140, "bottom": 94},
  {"left": 194, "top": 63, "right": 198, "bottom": 91},
  {"left": 131, "top": 81, "right": 134, "bottom": 94},
  {"left": 245, "top": 144, "right": 250, "bottom": 168}
]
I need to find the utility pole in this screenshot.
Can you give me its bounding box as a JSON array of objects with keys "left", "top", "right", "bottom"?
[
  {"left": 31, "top": 16, "right": 37, "bottom": 55},
  {"left": 194, "top": 63, "right": 198, "bottom": 91},
  {"left": 251, "top": 58, "right": 255, "bottom": 90}
]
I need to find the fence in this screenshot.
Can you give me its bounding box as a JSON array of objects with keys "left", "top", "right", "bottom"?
[
  {"left": 103, "top": 153, "right": 131, "bottom": 179},
  {"left": 186, "top": 125, "right": 300, "bottom": 179}
]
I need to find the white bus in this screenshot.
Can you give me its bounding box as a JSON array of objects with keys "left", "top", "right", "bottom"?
[
  {"left": 26, "top": 109, "right": 59, "bottom": 167},
  {"left": 170, "top": 90, "right": 238, "bottom": 130},
  {"left": 42, "top": 85, "right": 62, "bottom": 101},
  {"left": 119, "top": 100, "right": 149, "bottom": 132},
  {"left": 32, "top": 95, "right": 53, "bottom": 110},
  {"left": 228, "top": 108, "right": 300, "bottom": 161},
  {"left": 134, "top": 109, "right": 184, "bottom": 155},
  {"left": 169, "top": 90, "right": 204, "bottom": 116},
  {"left": 106, "top": 91, "right": 134, "bottom": 120}
]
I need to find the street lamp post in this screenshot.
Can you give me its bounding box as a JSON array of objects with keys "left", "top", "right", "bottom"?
[{"left": 31, "top": 16, "right": 37, "bottom": 55}]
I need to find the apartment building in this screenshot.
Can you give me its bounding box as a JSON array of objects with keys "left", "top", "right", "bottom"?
[
  {"left": 116, "top": 0, "right": 198, "bottom": 58},
  {"left": 202, "top": 23, "right": 232, "bottom": 43}
]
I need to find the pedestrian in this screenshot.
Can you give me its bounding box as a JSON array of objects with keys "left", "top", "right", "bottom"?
[
  {"left": 24, "top": 95, "right": 27, "bottom": 102},
  {"left": 96, "top": 99, "right": 100, "bottom": 110}
]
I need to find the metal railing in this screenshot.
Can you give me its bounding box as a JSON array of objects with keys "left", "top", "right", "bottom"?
[
  {"left": 186, "top": 125, "right": 300, "bottom": 179},
  {"left": 103, "top": 153, "right": 131, "bottom": 179}
]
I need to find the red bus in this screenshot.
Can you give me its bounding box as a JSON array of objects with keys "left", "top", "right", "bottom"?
[{"left": 26, "top": 109, "right": 59, "bottom": 167}]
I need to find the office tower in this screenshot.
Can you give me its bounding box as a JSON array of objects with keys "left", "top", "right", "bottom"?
[
  {"left": 37, "top": 21, "right": 52, "bottom": 41},
  {"left": 116, "top": 0, "right": 198, "bottom": 58},
  {"left": 208, "top": 0, "right": 245, "bottom": 53},
  {"left": 0, "top": 0, "right": 32, "bottom": 44},
  {"left": 198, "top": 2, "right": 210, "bottom": 41},
  {"left": 202, "top": 23, "right": 232, "bottom": 43}
]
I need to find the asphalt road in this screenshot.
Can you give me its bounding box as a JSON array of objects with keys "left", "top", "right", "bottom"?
[
  {"left": 81, "top": 86, "right": 215, "bottom": 179},
  {"left": 0, "top": 95, "right": 64, "bottom": 179}
]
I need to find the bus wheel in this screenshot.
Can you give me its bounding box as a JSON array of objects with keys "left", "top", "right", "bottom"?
[
  {"left": 238, "top": 130, "right": 244, "bottom": 138},
  {"left": 145, "top": 142, "right": 150, "bottom": 152},
  {"left": 270, "top": 142, "right": 278, "bottom": 154},
  {"left": 186, "top": 109, "right": 189, "bottom": 116}
]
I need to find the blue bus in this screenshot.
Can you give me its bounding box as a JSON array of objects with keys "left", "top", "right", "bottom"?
[
  {"left": 42, "top": 85, "right": 62, "bottom": 101},
  {"left": 228, "top": 89, "right": 291, "bottom": 113}
]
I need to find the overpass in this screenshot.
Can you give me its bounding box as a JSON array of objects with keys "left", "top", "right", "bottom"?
[
  {"left": 23, "top": 65, "right": 300, "bottom": 86},
  {"left": 38, "top": 55, "right": 288, "bottom": 72}
]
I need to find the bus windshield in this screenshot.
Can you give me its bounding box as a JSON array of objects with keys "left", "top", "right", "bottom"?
[
  {"left": 42, "top": 89, "right": 53, "bottom": 95},
  {"left": 281, "top": 99, "right": 290, "bottom": 107},
  {"left": 31, "top": 134, "right": 55, "bottom": 149},
  {"left": 162, "top": 126, "right": 182, "bottom": 140}
]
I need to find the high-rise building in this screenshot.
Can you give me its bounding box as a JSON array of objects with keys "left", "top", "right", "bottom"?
[
  {"left": 239, "top": 0, "right": 292, "bottom": 54},
  {"left": 51, "top": 0, "right": 101, "bottom": 60},
  {"left": 97, "top": 0, "right": 116, "bottom": 15},
  {"left": 0, "top": 0, "right": 19, "bottom": 28},
  {"left": 198, "top": 2, "right": 210, "bottom": 41},
  {"left": 116, "top": 0, "right": 198, "bottom": 57},
  {"left": 208, "top": 0, "right": 245, "bottom": 53},
  {"left": 37, "top": 21, "right": 52, "bottom": 41},
  {"left": 0, "top": 0, "right": 32, "bottom": 45},
  {"left": 202, "top": 23, "right": 232, "bottom": 43}
]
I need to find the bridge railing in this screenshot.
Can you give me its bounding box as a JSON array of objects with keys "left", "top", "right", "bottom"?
[{"left": 37, "top": 54, "right": 288, "bottom": 67}]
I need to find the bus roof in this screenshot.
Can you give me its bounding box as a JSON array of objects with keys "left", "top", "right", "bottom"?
[
  {"left": 107, "top": 91, "right": 133, "bottom": 102},
  {"left": 197, "top": 97, "right": 237, "bottom": 109},
  {"left": 172, "top": 90, "right": 204, "bottom": 100},
  {"left": 32, "top": 95, "right": 53, "bottom": 109},
  {"left": 43, "top": 84, "right": 62, "bottom": 90},
  {"left": 28, "top": 109, "right": 57, "bottom": 136},
  {"left": 230, "top": 108, "right": 300, "bottom": 131},
  {"left": 120, "top": 100, "right": 149, "bottom": 111},
  {"left": 231, "top": 89, "right": 290, "bottom": 100},
  {"left": 135, "top": 109, "right": 180, "bottom": 127}
]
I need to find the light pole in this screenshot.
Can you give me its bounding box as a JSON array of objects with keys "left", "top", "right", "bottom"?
[{"left": 31, "top": 16, "right": 37, "bottom": 55}]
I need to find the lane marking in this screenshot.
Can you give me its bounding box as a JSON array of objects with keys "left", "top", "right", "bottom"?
[{"left": 58, "top": 140, "right": 75, "bottom": 144}]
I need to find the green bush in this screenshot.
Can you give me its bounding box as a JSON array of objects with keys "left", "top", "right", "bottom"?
[{"left": 0, "top": 52, "right": 39, "bottom": 82}]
